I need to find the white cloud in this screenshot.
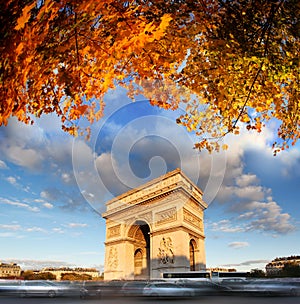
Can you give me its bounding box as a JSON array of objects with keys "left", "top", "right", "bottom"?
[
  {"left": 235, "top": 174, "right": 258, "bottom": 187},
  {"left": 40, "top": 191, "right": 51, "bottom": 199},
  {"left": 238, "top": 212, "right": 255, "bottom": 220},
  {"left": 4, "top": 145, "right": 44, "bottom": 169},
  {"left": 0, "top": 117, "right": 75, "bottom": 172},
  {"left": 244, "top": 200, "right": 294, "bottom": 234},
  {"left": 0, "top": 160, "right": 8, "bottom": 169},
  {"left": 206, "top": 124, "right": 296, "bottom": 235},
  {"left": 0, "top": 224, "right": 48, "bottom": 236},
  {"left": 25, "top": 227, "right": 47, "bottom": 233},
  {"left": 228, "top": 242, "right": 249, "bottom": 249},
  {"left": 0, "top": 232, "right": 16, "bottom": 237},
  {"left": 221, "top": 260, "right": 270, "bottom": 267},
  {"left": 0, "top": 224, "right": 21, "bottom": 231},
  {"left": 61, "top": 173, "right": 72, "bottom": 184},
  {"left": 277, "top": 148, "right": 300, "bottom": 178},
  {"left": 43, "top": 202, "right": 54, "bottom": 209},
  {"left": 217, "top": 199, "right": 295, "bottom": 235},
  {"left": 33, "top": 198, "right": 53, "bottom": 209},
  {"left": 67, "top": 223, "right": 88, "bottom": 228},
  {"left": 52, "top": 227, "right": 64, "bottom": 234},
  {"left": 209, "top": 220, "right": 245, "bottom": 233},
  {"left": 220, "top": 185, "right": 266, "bottom": 202},
  {"left": 1, "top": 258, "right": 75, "bottom": 270},
  {"left": 0, "top": 118, "right": 46, "bottom": 170},
  {"left": 6, "top": 176, "right": 17, "bottom": 185},
  {"left": 0, "top": 197, "right": 40, "bottom": 212}
]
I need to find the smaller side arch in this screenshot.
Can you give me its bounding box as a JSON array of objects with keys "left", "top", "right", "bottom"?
[
  {"left": 134, "top": 249, "right": 143, "bottom": 276},
  {"left": 189, "top": 239, "right": 197, "bottom": 271}
]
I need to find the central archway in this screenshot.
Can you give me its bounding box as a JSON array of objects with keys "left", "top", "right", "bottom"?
[{"left": 128, "top": 221, "right": 150, "bottom": 279}]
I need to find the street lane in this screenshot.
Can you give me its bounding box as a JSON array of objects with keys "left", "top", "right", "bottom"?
[{"left": 0, "top": 295, "right": 299, "bottom": 304}]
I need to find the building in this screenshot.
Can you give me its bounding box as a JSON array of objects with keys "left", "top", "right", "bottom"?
[
  {"left": 207, "top": 267, "right": 237, "bottom": 273},
  {"left": 0, "top": 262, "right": 21, "bottom": 278},
  {"left": 40, "top": 267, "right": 100, "bottom": 280},
  {"left": 102, "top": 168, "right": 207, "bottom": 280},
  {"left": 266, "top": 255, "right": 300, "bottom": 275}
]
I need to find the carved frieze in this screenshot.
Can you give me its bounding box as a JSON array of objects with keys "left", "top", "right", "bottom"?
[
  {"left": 155, "top": 207, "right": 177, "bottom": 226},
  {"left": 183, "top": 208, "right": 203, "bottom": 230},
  {"left": 107, "top": 224, "right": 121, "bottom": 238}
]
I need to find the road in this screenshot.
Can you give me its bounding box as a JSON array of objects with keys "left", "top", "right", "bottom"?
[{"left": 0, "top": 295, "right": 299, "bottom": 304}]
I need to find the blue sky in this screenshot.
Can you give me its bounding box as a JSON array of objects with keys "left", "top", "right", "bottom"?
[{"left": 0, "top": 87, "right": 299, "bottom": 272}]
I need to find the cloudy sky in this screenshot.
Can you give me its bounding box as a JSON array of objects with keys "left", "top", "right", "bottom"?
[{"left": 0, "top": 87, "right": 299, "bottom": 272}]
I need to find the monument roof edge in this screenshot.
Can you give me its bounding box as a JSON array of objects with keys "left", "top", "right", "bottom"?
[{"left": 105, "top": 168, "right": 203, "bottom": 206}]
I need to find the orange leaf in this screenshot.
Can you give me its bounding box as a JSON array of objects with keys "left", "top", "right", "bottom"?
[{"left": 15, "top": 2, "right": 35, "bottom": 30}]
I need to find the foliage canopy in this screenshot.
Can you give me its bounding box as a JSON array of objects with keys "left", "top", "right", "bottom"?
[{"left": 1, "top": 0, "right": 299, "bottom": 153}]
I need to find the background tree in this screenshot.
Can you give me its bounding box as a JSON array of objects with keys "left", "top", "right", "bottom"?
[
  {"left": 34, "top": 271, "right": 56, "bottom": 280},
  {"left": 20, "top": 270, "right": 56, "bottom": 280},
  {"left": 21, "top": 270, "right": 35, "bottom": 280},
  {"left": 61, "top": 272, "right": 92, "bottom": 281},
  {"left": 281, "top": 263, "right": 300, "bottom": 277},
  {"left": 1, "top": 0, "right": 299, "bottom": 153},
  {"left": 249, "top": 268, "right": 266, "bottom": 278}
]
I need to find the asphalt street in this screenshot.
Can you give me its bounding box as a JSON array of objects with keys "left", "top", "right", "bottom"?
[{"left": 0, "top": 295, "right": 299, "bottom": 304}]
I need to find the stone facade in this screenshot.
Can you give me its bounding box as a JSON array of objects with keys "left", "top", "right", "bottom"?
[
  {"left": 0, "top": 262, "right": 21, "bottom": 278},
  {"left": 102, "top": 168, "right": 207, "bottom": 280},
  {"left": 265, "top": 256, "right": 300, "bottom": 275}
]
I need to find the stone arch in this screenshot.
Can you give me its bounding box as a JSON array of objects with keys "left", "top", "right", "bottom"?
[
  {"left": 127, "top": 218, "right": 152, "bottom": 238},
  {"left": 134, "top": 249, "right": 143, "bottom": 276},
  {"left": 128, "top": 220, "right": 150, "bottom": 279},
  {"left": 189, "top": 239, "right": 197, "bottom": 271},
  {"left": 102, "top": 169, "right": 207, "bottom": 280}
]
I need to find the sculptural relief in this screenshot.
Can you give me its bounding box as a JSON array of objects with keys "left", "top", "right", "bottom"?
[
  {"left": 107, "top": 247, "right": 118, "bottom": 270},
  {"left": 157, "top": 237, "right": 174, "bottom": 264}
]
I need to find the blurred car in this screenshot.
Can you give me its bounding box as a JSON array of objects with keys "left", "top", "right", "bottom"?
[
  {"left": 143, "top": 282, "right": 195, "bottom": 297},
  {"left": 121, "top": 281, "right": 149, "bottom": 296},
  {"left": 242, "top": 280, "right": 300, "bottom": 296},
  {"left": 217, "top": 278, "right": 251, "bottom": 293},
  {"left": 51, "top": 280, "right": 81, "bottom": 296},
  {"left": 0, "top": 280, "right": 21, "bottom": 296},
  {"left": 80, "top": 281, "right": 102, "bottom": 299},
  {"left": 18, "top": 280, "right": 68, "bottom": 298},
  {"left": 175, "top": 279, "right": 231, "bottom": 296}
]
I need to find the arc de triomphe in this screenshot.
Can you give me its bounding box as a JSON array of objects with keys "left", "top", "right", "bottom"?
[{"left": 102, "top": 168, "right": 207, "bottom": 280}]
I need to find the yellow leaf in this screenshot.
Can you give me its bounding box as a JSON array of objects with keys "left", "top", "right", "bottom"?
[{"left": 222, "top": 144, "right": 228, "bottom": 150}]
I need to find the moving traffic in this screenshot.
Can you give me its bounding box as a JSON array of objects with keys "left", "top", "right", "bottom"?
[{"left": 1, "top": 276, "right": 300, "bottom": 299}]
